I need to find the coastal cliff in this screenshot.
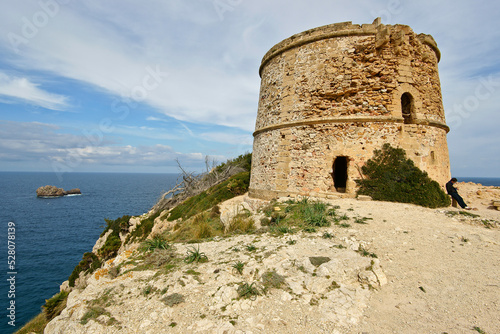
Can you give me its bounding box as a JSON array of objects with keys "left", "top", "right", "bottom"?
[{"left": 36, "top": 182, "right": 500, "bottom": 334}]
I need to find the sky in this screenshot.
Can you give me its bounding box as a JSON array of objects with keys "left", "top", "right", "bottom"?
[{"left": 0, "top": 0, "right": 499, "bottom": 177}]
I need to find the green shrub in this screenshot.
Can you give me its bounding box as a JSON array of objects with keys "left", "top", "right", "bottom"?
[
  {"left": 96, "top": 215, "right": 133, "bottom": 261},
  {"left": 356, "top": 144, "right": 451, "bottom": 208},
  {"left": 291, "top": 198, "right": 330, "bottom": 227},
  {"left": 98, "top": 234, "right": 122, "bottom": 259},
  {"left": 214, "top": 152, "right": 252, "bottom": 174},
  {"left": 100, "top": 215, "right": 131, "bottom": 237}
]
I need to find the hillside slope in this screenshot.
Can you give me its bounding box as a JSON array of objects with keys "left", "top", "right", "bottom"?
[{"left": 41, "top": 182, "right": 500, "bottom": 334}]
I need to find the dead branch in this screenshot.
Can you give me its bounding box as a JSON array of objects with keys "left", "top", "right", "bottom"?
[{"left": 152, "top": 156, "right": 247, "bottom": 215}]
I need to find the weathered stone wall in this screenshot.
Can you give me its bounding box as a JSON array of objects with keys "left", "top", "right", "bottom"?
[{"left": 250, "top": 19, "right": 451, "bottom": 200}]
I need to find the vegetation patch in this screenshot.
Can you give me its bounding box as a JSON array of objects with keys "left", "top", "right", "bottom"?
[
  {"left": 142, "top": 285, "right": 158, "bottom": 297},
  {"left": 126, "top": 211, "right": 162, "bottom": 244},
  {"left": 446, "top": 210, "right": 480, "bottom": 218},
  {"left": 227, "top": 212, "right": 255, "bottom": 234},
  {"left": 356, "top": 144, "right": 451, "bottom": 208},
  {"left": 473, "top": 326, "right": 487, "bottom": 334},
  {"left": 356, "top": 246, "right": 378, "bottom": 258},
  {"left": 141, "top": 235, "right": 170, "bottom": 252},
  {"left": 68, "top": 252, "right": 102, "bottom": 287},
  {"left": 80, "top": 306, "right": 111, "bottom": 325},
  {"left": 259, "top": 198, "right": 350, "bottom": 234},
  {"left": 100, "top": 215, "right": 131, "bottom": 238},
  {"left": 322, "top": 232, "right": 334, "bottom": 239},
  {"left": 90, "top": 288, "right": 116, "bottom": 307},
  {"left": 13, "top": 312, "right": 46, "bottom": 334},
  {"left": 261, "top": 270, "right": 286, "bottom": 291},
  {"left": 162, "top": 293, "right": 185, "bottom": 307},
  {"left": 184, "top": 245, "right": 208, "bottom": 263},
  {"left": 354, "top": 217, "right": 372, "bottom": 224},
  {"left": 232, "top": 261, "right": 245, "bottom": 275},
  {"left": 167, "top": 211, "right": 225, "bottom": 243},
  {"left": 42, "top": 290, "right": 69, "bottom": 321},
  {"left": 167, "top": 172, "right": 250, "bottom": 222},
  {"left": 98, "top": 215, "right": 131, "bottom": 259},
  {"left": 98, "top": 234, "right": 122, "bottom": 259},
  {"left": 237, "top": 282, "right": 260, "bottom": 299}
]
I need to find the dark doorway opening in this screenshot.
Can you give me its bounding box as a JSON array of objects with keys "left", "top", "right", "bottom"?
[
  {"left": 333, "top": 156, "right": 348, "bottom": 193},
  {"left": 401, "top": 92, "right": 414, "bottom": 124}
]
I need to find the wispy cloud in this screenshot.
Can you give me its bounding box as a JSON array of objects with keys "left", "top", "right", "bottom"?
[
  {"left": 0, "top": 120, "right": 205, "bottom": 171},
  {"left": 0, "top": 72, "right": 69, "bottom": 111}
]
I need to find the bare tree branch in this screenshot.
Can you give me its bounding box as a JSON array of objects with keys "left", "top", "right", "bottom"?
[{"left": 152, "top": 155, "right": 247, "bottom": 215}]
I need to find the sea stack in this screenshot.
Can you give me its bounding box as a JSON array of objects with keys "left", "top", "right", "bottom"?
[{"left": 36, "top": 185, "right": 81, "bottom": 197}]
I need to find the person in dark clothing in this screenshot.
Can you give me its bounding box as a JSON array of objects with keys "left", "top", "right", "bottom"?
[{"left": 446, "top": 178, "right": 471, "bottom": 210}]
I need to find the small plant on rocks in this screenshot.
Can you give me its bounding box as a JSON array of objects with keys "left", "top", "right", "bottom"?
[
  {"left": 322, "top": 232, "right": 334, "bottom": 239},
  {"left": 184, "top": 245, "right": 208, "bottom": 263},
  {"left": 232, "top": 261, "right": 245, "bottom": 275},
  {"left": 237, "top": 282, "right": 260, "bottom": 299},
  {"left": 246, "top": 244, "right": 257, "bottom": 252},
  {"left": 356, "top": 246, "right": 378, "bottom": 258},
  {"left": 141, "top": 235, "right": 170, "bottom": 252}
]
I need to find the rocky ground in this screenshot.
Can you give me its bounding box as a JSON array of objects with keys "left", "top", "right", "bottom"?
[{"left": 44, "top": 182, "right": 500, "bottom": 334}]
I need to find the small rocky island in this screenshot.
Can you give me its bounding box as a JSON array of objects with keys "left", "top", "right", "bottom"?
[{"left": 36, "top": 185, "right": 81, "bottom": 197}]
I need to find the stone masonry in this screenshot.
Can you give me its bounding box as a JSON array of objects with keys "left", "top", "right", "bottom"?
[{"left": 249, "top": 18, "right": 451, "bottom": 200}]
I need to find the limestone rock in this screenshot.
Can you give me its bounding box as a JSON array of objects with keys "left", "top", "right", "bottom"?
[
  {"left": 36, "top": 185, "right": 65, "bottom": 197},
  {"left": 36, "top": 185, "right": 81, "bottom": 197},
  {"left": 357, "top": 195, "right": 372, "bottom": 201},
  {"left": 65, "top": 188, "right": 81, "bottom": 195}
]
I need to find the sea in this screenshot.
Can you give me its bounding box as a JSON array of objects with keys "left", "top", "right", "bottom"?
[
  {"left": 0, "top": 172, "right": 179, "bottom": 334},
  {"left": 0, "top": 172, "right": 499, "bottom": 333}
]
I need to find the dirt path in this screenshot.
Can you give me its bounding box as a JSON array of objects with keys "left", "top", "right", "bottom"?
[{"left": 329, "top": 195, "right": 500, "bottom": 334}]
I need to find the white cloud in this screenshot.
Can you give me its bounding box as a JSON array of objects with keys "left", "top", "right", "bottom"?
[
  {"left": 0, "top": 120, "right": 206, "bottom": 171},
  {"left": 0, "top": 72, "right": 69, "bottom": 110}
]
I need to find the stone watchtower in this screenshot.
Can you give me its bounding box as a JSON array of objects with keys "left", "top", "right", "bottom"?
[{"left": 249, "top": 19, "right": 451, "bottom": 200}]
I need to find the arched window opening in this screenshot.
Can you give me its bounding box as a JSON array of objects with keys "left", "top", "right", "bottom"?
[
  {"left": 332, "top": 156, "right": 348, "bottom": 193},
  {"left": 401, "top": 92, "right": 414, "bottom": 124}
]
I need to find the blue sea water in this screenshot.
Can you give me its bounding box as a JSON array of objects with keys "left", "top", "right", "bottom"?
[
  {"left": 0, "top": 172, "right": 179, "bottom": 333},
  {"left": 456, "top": 177, "right": 500, "bottom": 187}
]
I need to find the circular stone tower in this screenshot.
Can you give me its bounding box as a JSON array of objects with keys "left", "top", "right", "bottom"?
[{"left": 249, "top": 18, "right": 451, "bottom": 200}]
